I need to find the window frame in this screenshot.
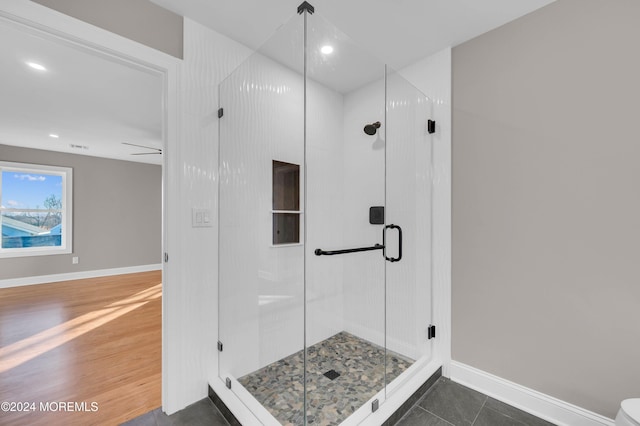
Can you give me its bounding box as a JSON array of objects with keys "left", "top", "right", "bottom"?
[{"left": 0, "top": 161, "right": 73, "bottom": 258}]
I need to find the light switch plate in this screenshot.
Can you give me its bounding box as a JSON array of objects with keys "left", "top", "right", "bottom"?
[{"left": 192, "top": 208, "right": 213, "bottom": 228}]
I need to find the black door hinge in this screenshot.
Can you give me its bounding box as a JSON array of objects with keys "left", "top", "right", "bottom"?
[
  {"left": 297, "top": 1, "right": 315, "bottom": 14},
  {"left": 218, "top": 108, "right": 224, "bottom": 118},
  {"left": 217, "top": 341, "right": 223, "bottom": 352},
  {"left": 427, "top": 119, "right": 436, "bottom": 134},
  {"left": 427, "top": 324, "right": 436, "bottom": 340}
]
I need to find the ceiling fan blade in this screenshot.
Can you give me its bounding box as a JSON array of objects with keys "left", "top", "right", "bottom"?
[{"left": 122, "top": 142, "right": 162, "bottom": 152}]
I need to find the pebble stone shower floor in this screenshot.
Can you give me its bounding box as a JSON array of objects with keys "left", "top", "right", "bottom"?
[{"left": 238, "top": 331, "right": 414, "bottom": 425}]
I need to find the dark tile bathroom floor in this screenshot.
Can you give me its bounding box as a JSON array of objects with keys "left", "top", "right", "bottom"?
[
  {"left": 122, "top": 377, "right": 557, "bottom": 426},
  {"left": 120, "top": 398, "right": 228, "bottom": 426},
  {"left": 395, "top": 377, "right": 556, "bottom": 426}
]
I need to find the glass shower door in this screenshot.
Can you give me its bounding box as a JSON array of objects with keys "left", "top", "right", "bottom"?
[
  {"left": 385, "top": 69, "right": 434, "bottom": 400},
  {"left": 304, "top": 12, "right": 434, "bottom": 422},
  {"left": 218, "top": 5, "right": 434, "bottom": 425},
  {"left": 218, "top": 13, "right": 306, "bottom": 423},
  {"left": 304, "top": 11, "right": 390, "bottom": 425}
]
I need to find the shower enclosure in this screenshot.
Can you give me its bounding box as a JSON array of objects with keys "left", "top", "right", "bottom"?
[{"left": 218, "top": 3, "right": 435, "bottom": 424}]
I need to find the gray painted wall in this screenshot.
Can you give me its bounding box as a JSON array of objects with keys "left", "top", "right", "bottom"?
[
  {"left": 31, "top": 0, "right": 183, "bottom": 59},
  {"left": 452, "top": 0, "right": 640, "bottom": 418},
  {"left": 0, "top": 144, "right": 162, "bottom": 280}
]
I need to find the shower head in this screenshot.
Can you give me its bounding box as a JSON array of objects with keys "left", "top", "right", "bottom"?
[{"left": 363, "top": 121, "right": 381, "bottom": 136}]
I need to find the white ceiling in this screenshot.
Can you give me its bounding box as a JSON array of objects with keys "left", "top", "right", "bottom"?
[
  {"left": 0, "top": 1, "right": 557, "bottom": 166},
  {"left": 0, "top": 20, "right": 163, "bottom": 165},
  {"left": 241, "top": 12, "right": 389, "bottom": 94},
  {"left": 152, "top": 0, "right": 556, "bottom": 71}
]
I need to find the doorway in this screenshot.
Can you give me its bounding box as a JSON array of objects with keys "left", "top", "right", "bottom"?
[{"left": 0, "top": 5, "right": 174, "bottom": 424}]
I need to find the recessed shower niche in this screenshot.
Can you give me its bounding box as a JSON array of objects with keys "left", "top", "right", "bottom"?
[{"left": 217, "top": 2, "right": 437, "bottom": 424}]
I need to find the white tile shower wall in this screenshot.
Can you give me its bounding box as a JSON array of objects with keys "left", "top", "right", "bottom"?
[
  {"left": 305, "top": 84, "right": 346, "bottom": 348},
  {"left": 177, "top": 19, "right": 251, "bottom": 411},
  {"left": 341, "top": 71, "right": 434, "bottom": 362},
  {"left": 341, "top": 78, "right": 387, "bottom": 348},
  {"left": 218, "top": 48, "right": 305, "bottom": 380},
  {"left": 218, "top": 46, "right": 346, "bottom": 377},
  {"left": 399, "top": 48, "right": 452, "bottom": 373},
  {"left": 308, "top": 61, "right": 445, "bottom": 366}
]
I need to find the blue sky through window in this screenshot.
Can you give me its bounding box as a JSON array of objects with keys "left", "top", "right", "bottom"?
[{"left": 1, "top": 171, "right": 63, "bottom": 209}]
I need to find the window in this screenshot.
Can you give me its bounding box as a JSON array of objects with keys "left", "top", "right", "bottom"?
[
  {"left": 0, "top": 161, "right": 72, "bottom": 258},
  {"left": 272, "top": 160, "right": 300, "bottom": 245}
]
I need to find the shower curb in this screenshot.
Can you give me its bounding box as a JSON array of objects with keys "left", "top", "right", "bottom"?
[
  {"left": 208, "top": 385, "right": 242, "bottom": 426},
  {"left": 383, "top": 366, "right": 442, "bottom": 425},
  {"left": 209, "top": 366, "right": 442, "bottom": 425}
]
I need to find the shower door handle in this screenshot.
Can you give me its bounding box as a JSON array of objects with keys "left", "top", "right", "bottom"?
[{"left": 383, "top": 224, "right": 402, "bottom": 263}]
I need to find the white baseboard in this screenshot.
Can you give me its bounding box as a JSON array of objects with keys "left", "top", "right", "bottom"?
[
  {"left": 0, "top": 264, "right": 162, "bottom": 289},
  {"left": 450, "top": 361, "right": 615, "bottom": 426}
]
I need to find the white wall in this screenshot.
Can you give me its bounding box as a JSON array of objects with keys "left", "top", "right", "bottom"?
[{"left": 166, "top": 18, "right": 250, "bottom": 413}]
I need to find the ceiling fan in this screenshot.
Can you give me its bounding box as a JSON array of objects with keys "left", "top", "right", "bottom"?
[{"left": 122, "top": 142, "right": 162, "bottom": 155}]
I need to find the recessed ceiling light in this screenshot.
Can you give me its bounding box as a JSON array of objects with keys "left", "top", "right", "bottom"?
[
  {"left": 49, "top": 134, "right": 59, "bottom": 139},
  {"left": 26, "top": 62, "right": 47, "bottom": 71},
  {"left": 320, "top": 45, "right": 334, "bottom": 55}
]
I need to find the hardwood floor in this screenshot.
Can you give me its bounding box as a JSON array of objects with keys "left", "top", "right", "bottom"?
[{"left": 0, "top": 271, "right": 162, "bottom": 426}]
